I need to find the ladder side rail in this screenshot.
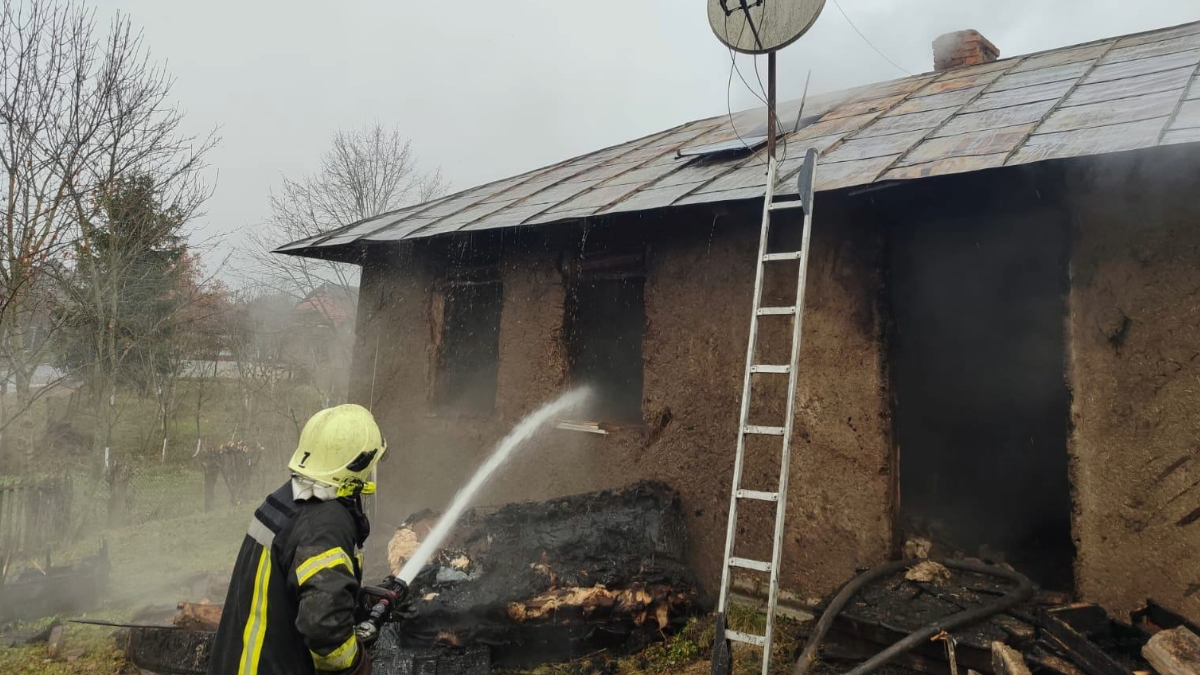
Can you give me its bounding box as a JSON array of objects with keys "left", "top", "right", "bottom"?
[
  {"left": 761, "top": 148, "right": 819, "bottom": 675},
  {"left": 716, "top": 157, "right": 780, "bottom": 615}
]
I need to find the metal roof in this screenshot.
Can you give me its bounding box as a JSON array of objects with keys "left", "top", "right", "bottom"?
[{"left": 281, "top": 20, "right": 1200, "bottom": 255}]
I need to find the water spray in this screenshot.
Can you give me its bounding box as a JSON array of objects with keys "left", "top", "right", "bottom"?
[{"left": 396, "top": 386, "right": 591, "bottom": 584}]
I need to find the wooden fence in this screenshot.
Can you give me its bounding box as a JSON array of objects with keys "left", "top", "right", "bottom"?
[{"left": 0, "top": 477, "right": 72, "bottom": 560}]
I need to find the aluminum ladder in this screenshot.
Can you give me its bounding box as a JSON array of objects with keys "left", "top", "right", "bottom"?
[{"left": 712, "top": 147, "right": 818, "bottom": 675}]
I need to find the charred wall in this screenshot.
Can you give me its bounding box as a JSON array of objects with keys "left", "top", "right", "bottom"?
[
  {"left": 1065, "top": 147, "right": 1200, "bottom": 618},
  {"left": 349, "top": 197, "right": 893, "bottom": 598}
]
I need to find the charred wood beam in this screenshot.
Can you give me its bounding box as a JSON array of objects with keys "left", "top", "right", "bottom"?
[{"left": 1039, "top": 609, "right": 1134, "bottom": 675}]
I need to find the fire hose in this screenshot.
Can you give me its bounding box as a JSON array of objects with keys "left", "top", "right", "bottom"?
[
  {"left": 791, "top": 559, "right": 1034, "bottom": 675},
  {"left": 354, "top": 575, "right": 411, "bottom": 647}
]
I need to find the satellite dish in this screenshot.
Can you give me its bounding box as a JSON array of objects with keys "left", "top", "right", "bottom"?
[{"left": 708, "top": 0, "right": 826, "bottom": 54}]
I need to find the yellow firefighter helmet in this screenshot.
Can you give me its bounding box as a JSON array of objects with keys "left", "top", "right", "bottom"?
[{"left": 288, "top": 404, "right": 386, "bottom": 495}]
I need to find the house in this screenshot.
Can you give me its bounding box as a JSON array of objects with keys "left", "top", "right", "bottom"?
[{"left": 280, "top": 22, "right": 1200, "bottom": 617}]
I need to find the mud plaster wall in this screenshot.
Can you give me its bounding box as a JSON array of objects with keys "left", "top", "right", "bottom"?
[
  {"left": 350, "top": 202, "right": 893, "bottom": 598},
  {"left": 1065, "top": 149, "right": 1200, "bottom": 618}
]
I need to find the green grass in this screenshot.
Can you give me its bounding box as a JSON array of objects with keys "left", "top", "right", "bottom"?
[{"left": 0, "top": 626, "right": 132, "bottom": 675}]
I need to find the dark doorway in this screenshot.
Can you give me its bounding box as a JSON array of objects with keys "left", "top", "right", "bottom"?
[
  {"left": 888, "top": 201, "right": 1074, "bottom": 590},
  {"left": 564, "top": 255, "right": 645, "bottom": 425}
]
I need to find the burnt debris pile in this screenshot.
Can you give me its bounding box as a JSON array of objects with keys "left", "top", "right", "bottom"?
[
  {"left": 384, "top": 480, "right": 702, "bottom": 669},
  {"left": 799, "top": 559, "right": 1198, "bottom": 675}
]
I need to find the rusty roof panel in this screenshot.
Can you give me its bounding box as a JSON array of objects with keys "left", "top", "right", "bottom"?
[
  {"left": 1065, "top": 65, "right": 1195, "bottom": 106},
  {"left": 603, "top": 161, "right": 687, "bottom": 187},
  {"left": 1039, "top": 89, "right": 1182, "bottom": 134},
  {"left": 856, "top": 108, "right": 957, "bottom": 138},
  {"left": 794, "top": 112, "right": 882, "bottom": 140},
  {"left": 1101, "top": 32, "right": 1200, "bottom": 63},
  {"left": 409, "top": 189, "right": 497, "bottom": 220},
  {"left": 962, "top": 79, "right": 1075, "bottom": 114},
  {"left": 1162, "top": 127, "right": 1200, "bottom": 145},
  {"left": 604, "top": 181, "right": 708, "bottom": 213},
  {"left": 675, "top": 185, "right": 765, "bottom": 206},
  {"left": 518, "top": 177, "right": 604, "bottom": 204},
  {"left": 1085, "top": 49, "right": 1200, "bottom": 83},
  {"left": 1116, "top": 22, "right": 1200, "bottom": 48},
  {"left": 897, "top": 124, "right": 1036, "bottom": 166},
  {"left": 458, "top": 201, "right": 556, "bottom": 232},
  {"left": 1172, "top": 99, "right": 1200, "bottom": 129},
  {"left": 482, "top": 177, "right": 561, "bottom": 202},
  {"left": 822, "top": 93, "right": 909, "bottom": 121},
  {"left": 415, "top": 199, "right": 520, "bottom": 236},
  {"left": 990, "top": 62, "right": 1093, "bottom": 92},
  {"left": 688, "top": 161, "right": 771, "bottom": 193},
  {"left": 1010, "top": 43, "right": 1112, "bottom": 73},
  {"left": 934, "top": 99, "right": 1057, "bottom": 137},
  {"left": 362, "top": 217, "right": 443, "bottom": 242},
  {"left": 890, "top": 86, "right": 986, "bottom": 115},
  {"left": 526, "top": 207, "right": 595, "bottom": 225},
  {"left": 783, "top": 133, "right": 846, "bottom": 156},
  {"left": 280, "top": 20, "right": 1200, "bottom": 254},
  {"left": 855, "top": 74, "right": 939, "bottom": 99},
  {"left": 651, "top": 160, "right": 741, "bottom": 188},
  {"left": 883, "top": 153, "right": 1008, "bottom": 181},
  {"left": 936, "top": 59, "right": 1016, "bottom": 80},
  {"left": 919, "top": 69, "right": 1007, "bottom": 95},
  {"left": 564, "top": 159, "right": 652, "bottom": 184},
  {"left": 1009, "top": 116, "right": 1168, "bottom": 164},
  {"left": 548, "top": 183, "right": 641, "bottom": 212},
  {"left": 822, "top": 130, "right": 928, "bottom": 163},
  {"left": 816, "top": 155, "right": 901, "bottom": 190}
]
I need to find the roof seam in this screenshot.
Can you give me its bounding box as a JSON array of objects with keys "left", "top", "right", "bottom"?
[
  {"left": 1097, "top": 45, "right": 1200, "bottom": 68},
  {"left": 863, "top": 57, "right": 1030, "bottom": 181},
  {"left": 1002, "top": 39, "right": 1123, "bottom": 166},
  {"left": 1111, "top": 26, "right": 1200, "bottom": 51},
  {"left": 1058, "top": 85, "right": 1189, "bottom": 110},
  {"left": 1156, "top": 61, "right": 1200, "bottom": 143},
  {"left": 1023, "top": 114, "right": 1172, "bottom": 137}
]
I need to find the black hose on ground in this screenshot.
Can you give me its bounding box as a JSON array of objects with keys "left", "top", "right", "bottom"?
[{"left": 792, "top": 559, "right": 1034, "bottom": 675}]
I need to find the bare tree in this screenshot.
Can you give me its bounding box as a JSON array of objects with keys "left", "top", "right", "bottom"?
[
  {"left": 0, "top": 0, "right": 217, "bottom": 470},
  {"left": 244, "top": 122, "right": 446, "bottom": 404},
  {"left": 248, "top": 122, "right": 446, "bottom": 297}
]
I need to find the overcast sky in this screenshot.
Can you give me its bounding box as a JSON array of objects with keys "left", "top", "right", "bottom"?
[{"left": 97, "top": 0, "right": 1199, "bottom": 278}]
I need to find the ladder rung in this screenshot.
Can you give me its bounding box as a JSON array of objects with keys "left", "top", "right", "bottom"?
[
  {"left": 768, "top": 200, "right": 806, "bottom": 212},
  {"left": 726, "top": 630, "right": 767, "bottom": 647},
  {"left": 750, "top": 364, "right": 790, "bottom": 374},
  {"left": 736, "top": 489, "right": 779, "bottom": 502},
  {"left": 763, "top": 251, "right": 804, "bottom": 261},
  {"left": 757, "top": 306, "right": 796, "bottom": 316},
  {"left": 744, "top": 425, "right": 785, "bottom": 436},
  {"left": 729, "top": 556, "right": 772, "bottom": 572}
]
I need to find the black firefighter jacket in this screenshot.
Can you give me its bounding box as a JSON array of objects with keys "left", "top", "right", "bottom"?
[{"left": 207, "top": 482, "right": 369, "bottom": 675}]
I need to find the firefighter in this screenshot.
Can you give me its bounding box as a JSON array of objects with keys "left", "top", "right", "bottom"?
[{"left": 208, "top": 404, "right": 392, "bottom": 675}]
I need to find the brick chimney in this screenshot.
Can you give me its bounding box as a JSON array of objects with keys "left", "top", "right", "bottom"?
[{"left": 933, "top": 30, "right": 1000, "bottom": 71}]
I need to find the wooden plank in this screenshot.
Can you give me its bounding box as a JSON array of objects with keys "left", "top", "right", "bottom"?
[
  {"left": 1143, "top": 627, "right": 1200, "bottom": 675},
  {"left": 174, "top": 603, "right": 223, "bottom": 631},
  {"left": 992, "top": 642, "right": 1033, "bottom": 675}
]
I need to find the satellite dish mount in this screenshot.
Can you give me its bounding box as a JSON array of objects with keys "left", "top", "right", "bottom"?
[{"left": 707, "top": 0, "right": 826, "bottom": 158}]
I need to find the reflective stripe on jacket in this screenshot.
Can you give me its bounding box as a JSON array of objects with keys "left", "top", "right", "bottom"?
[{"left": 207, "top": 482, "right": 365, "bottom": 675}]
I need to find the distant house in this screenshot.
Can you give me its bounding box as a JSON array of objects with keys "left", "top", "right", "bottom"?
[{"left": 280, "top": 22, "right": 1200, "bottom": 617}]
